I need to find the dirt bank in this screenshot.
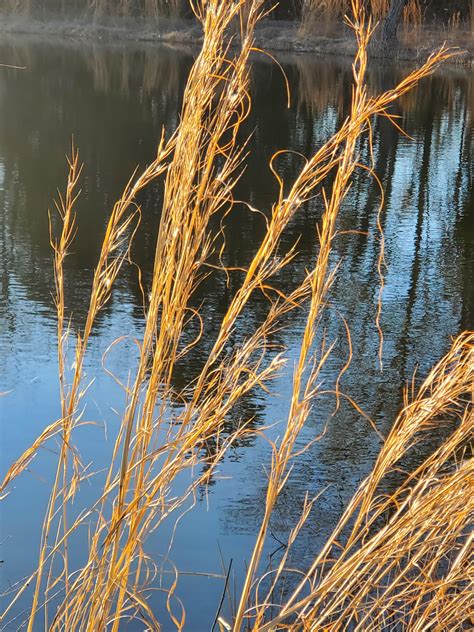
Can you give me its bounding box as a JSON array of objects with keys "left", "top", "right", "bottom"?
[{"left": 1, "top": 13, "right": 473, "bottom": 66}]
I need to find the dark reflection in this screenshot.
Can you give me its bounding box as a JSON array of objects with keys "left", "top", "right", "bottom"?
[
  {"left": 0, "top": 36, "right": 473, "bottom": 628},
  {"left": 0, "top": 36, "right": 192, "bottom": 332},
  {"left": 224, "top": 57, "right": 474, "bottom": 567}
]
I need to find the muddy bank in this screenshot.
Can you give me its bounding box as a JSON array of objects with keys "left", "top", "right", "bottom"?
[{"left": 0, "top": 13, "right": 473, "bottom": 65}]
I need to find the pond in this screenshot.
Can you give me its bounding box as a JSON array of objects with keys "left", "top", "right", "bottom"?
[{"left": 0, "top": 35, "right": 472, "bottom": 630}]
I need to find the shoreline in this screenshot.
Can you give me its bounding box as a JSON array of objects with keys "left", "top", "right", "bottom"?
[{"left": 1, "top": 14, "right": 473, "bottom": 66}]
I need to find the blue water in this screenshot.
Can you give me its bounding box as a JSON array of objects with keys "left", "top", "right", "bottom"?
[{"left": 0, "top": 37, "right": 472, "bottom": 630}]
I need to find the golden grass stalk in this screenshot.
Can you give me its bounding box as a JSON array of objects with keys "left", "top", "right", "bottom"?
[
  {"left": 1, "top": 1, "right": 468, "bottom": 631},
  {"left": 232, "top": 4, "right": 454, "bottom": 628},
  {"left": 34, "top": 2, "right": 269, "bottom": 630},
  {"left": 255, "top": 332, "right": 473, "bottom": 631},
  {"left": 0, "top": 132, "right": 174, "bottom": 632}
]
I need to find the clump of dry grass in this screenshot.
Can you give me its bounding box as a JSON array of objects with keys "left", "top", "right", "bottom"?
[
  {"left": 300, "top": 0, "right": 389, "bottom": 34},
  {"left": 89, "top": 0, "right": 187, "bottom": 19},
  {"left": 300, "top": 0, "right": 469, "bottom": 39},
  {"left": 1, "top": 0, "right": 187, "bottom": 19},
  {"left": 402, "top": 0, "right": 423, "bottom": 35},
  {"left": 1, "top": 1, "right": 471, "bottom": 631},
  {"left": 252, "top": 330, "right": 473, "bottom": 630},
  {"left": 448, "top": 10, "right": 462, "bottom": 33}
]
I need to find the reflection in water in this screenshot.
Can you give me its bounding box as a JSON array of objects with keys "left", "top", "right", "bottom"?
[{"left": 0, "top": 36, "right": 472, "bottom": 629}]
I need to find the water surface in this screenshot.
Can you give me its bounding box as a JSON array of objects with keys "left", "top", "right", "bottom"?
[{"left": 0, "top": 36, "right": 472, "bottom": 630}]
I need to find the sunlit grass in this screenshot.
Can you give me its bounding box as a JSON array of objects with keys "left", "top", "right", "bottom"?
[{"left": 1, "top": 1, "right": 471, "bottom": 630}]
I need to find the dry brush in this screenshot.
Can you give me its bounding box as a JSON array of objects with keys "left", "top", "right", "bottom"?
[{"left": 0, "top": 1, "right": 471, "bottom": 630}]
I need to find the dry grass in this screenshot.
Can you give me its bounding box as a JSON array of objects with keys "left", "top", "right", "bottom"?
[
  {"left": 1, "top": 1, "right": 471, "bottom": 631},
  {"left": 403, "top": 0, "right": 423, "bottom": 26},
  {"left": 254, "top": 330, "right": 473, "bottom": 630},
  {"left": 300, "top": 0, "right": 469, "bottom": 38},
  {"left": 89, "top": 0, "right": 187, "bottom": 19},
  {"left": 448, "top": 10, "right": 462, "bottom": 33},
  {"left": 2, "top": 0, "right": 188, "bottom": 18},
  {"left": 402, "top": 0, "right": 423, "bottom": 39},
  {"left": 301, "top": 0, "right": 389, "bottom": 32}
]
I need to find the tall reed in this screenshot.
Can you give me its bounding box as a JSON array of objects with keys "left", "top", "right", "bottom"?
[{"left": 1, "top": 1, "right": 470, "bottom": 631}]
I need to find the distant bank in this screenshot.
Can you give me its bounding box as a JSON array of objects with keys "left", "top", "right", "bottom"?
[{"left": 1, "top": 14, "right": 473, "bottom": 66}]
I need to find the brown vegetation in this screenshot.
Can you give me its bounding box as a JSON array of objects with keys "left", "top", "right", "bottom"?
[
  {"left": 2, "top": 0, "right": 188, "bottom": 19},
  {"left": 0, "top": 1, "right": 472, "bottom": 630},
  {"left": 301, "top": 0, "right": 389, "bottom": 29},
  {"left": 1, "top": 1, "right": 472, "bottom": 63}
]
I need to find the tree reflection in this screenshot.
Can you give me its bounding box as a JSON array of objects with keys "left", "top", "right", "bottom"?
[{"left": 0, "top": 38, "right": 472, "bottom": 518}]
